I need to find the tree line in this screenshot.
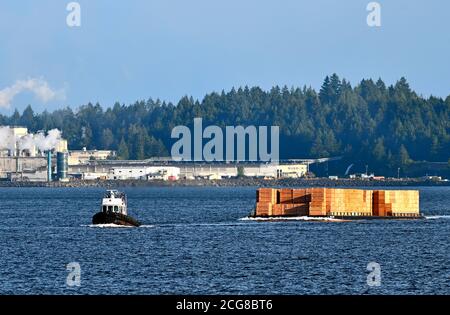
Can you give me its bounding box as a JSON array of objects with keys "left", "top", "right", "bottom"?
[{"left": 1, "top": 74, "right": 449, "bottom": 176}]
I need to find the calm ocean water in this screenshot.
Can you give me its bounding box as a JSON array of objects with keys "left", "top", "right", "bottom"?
[{"left": 0, "top": 186, "right": 448, "bottom": 295}]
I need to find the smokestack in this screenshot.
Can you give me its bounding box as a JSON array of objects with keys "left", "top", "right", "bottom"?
[
  {"left": 15, "top": 148, "right": 20, "bottom": 174},
  {"left": 47, "top": 151, "right": 52, "bottom": 182}
]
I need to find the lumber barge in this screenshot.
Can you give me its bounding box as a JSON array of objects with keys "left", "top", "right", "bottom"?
[{"left": 253, "top": 188, "right": 422, "bottom": 219}]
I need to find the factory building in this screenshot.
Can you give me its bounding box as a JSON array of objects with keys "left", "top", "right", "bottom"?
[
  {"left": 54, "top": 139, "right": 68, "bottom": 154},
  {"left": 82, "top": 172, "right": 109, "bottom": 180},
  {"left": 8, "top": 168, "right": 49, "bottom": 182},
  {"left": 181, "top": 163, "right": 307, "bottom": 179},
  {"left": 108, "top": 166, "right": 180, "bottom": 180},
  {"left": 0, "top": 126, "right": 68, "bottom": 181},
  {"left": 0, "top": 154, "right": 68, "bottom": 182},
  {"left": 180, "top": 165, "right": 238, "bottom": 179},
  {"left": 0, "top": 158, "right": 46, "bottom": 181},
  {"left": 76, "top": 166, "right": 181, "bottom": 181},
  {"left": 1, "top": 158, "right": 310, "bottom": 182},
  {"left": 243, "top": 164, "right": 308, "bottom": 178},
  {"left": 68, "top": 148, "right": 116, "bottom": 165},
  {"left": 1, "top": 125, "right": 311, "bottom": 182},
  {"left": 68, "top": 161, "right": 309, "bottom": 181}
]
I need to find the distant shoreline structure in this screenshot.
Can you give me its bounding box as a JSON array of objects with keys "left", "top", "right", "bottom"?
[{"left": 0, "top": 177, "right": 448, "bottom": 188}]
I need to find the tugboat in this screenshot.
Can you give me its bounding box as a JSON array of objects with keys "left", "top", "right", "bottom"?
[{"left": 92, "top": 190, "right": 141, "bottom": 227}]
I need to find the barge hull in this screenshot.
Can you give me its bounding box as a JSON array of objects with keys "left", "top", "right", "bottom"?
[{"left": 252, "top": 214, "right": 424, "bottom": 220}]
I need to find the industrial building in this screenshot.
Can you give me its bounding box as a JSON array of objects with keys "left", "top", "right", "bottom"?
[
  {"left": 0, "top": 125, "right": 318, "bottom": 182},
  {"left": 108, "top": 166, "right": 180, "bottom": 180},
  {"left": 180, "top": 163, "right": 307, "bottom": 179},
  {"left": 1, "top": 157, "right": 310, "bottom": 182},
  {"left": 0, "top": 126, "right": 68, "bottom": 182},
  {"left": 68, "top": 148, "right": 116, "bottom": 165},
  {"left": 0, "top": 151, "right": 69, "bottom": 182},
  {"left": 69, "top": 160, "right": 308, "bottom": 181}
]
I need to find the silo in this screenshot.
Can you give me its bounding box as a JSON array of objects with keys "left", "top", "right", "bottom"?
[{"left": 56, "top": 152, "right": 68, "bottom": 180}]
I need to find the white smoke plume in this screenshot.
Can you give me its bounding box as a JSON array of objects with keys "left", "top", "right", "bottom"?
[
  {"left": 0, "top": 78, "right": 65, "bottom": 108},
  {"left": 30, "top": 129, "right": 62, "bottom": 151},
  {"left": 0, "top": 127, "right": 16, "bottom": 151},
  {"left": 0, "top": 126, "right": 62, "bottom": 152}
]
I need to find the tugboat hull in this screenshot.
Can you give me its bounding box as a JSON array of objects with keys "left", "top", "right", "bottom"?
[{"left": 92, "top": 212, "right": 141, "bottom": 227}]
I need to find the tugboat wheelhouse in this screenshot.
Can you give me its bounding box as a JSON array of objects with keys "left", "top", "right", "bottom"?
[{"left": 102, "top": 190, "right": 127, "bottom": 215}]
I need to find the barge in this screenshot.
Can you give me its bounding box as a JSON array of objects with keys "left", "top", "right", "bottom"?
[{"left": 252, "top": 188, "right": 423, "bottom": 220}]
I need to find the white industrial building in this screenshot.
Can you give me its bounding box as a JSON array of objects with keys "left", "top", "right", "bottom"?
[
  {"left": 180, "top": 163, "right": 308, "bottom": 179},
  {"left": 180, "top": 165, "right": 238, "bottom": 180},
  {"left": 108, "top": 166, "right": 181, "bottom": 180},
  {"left": 68, "top": 148, "right": 116, "bottom": 165},
  {"left": 8, "top": 169, "right": 48, "bottom": 182},
  {"left": 82, "top": 172, "right": 109, "bottom": 180}
]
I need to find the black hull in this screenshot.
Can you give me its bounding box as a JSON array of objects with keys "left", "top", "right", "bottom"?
[{"left": 92, "top": 212, "right": 141, "bottom": 227}]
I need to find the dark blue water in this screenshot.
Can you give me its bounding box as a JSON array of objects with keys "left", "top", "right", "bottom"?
[{"left": 0, "top": 186, "right": 448, "bottom": 294}]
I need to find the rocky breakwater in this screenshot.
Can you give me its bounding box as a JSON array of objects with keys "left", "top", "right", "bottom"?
[{"left": 0, "top": 177, "right": 448, "bottom": 188}]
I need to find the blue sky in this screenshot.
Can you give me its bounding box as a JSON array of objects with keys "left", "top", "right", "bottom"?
[{"left": 0, "top": 0, "right": 449, "bottom": 113}]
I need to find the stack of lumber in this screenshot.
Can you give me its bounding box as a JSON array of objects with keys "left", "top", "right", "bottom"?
[
  {"left": 254, "top": 187, "right": 420, "bottom": 217},
  {"left": 373, "top": 190, "right": 420, "bottom": 217}
]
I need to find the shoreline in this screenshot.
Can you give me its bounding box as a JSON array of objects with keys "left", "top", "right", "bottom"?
[{"left": 0, "top": 178, "right": 448, "bottom": 188}]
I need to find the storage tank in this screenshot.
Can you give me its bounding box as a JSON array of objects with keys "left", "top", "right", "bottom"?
[
  {"left": 47, "top": 151, "right": 52, "bottom": 182},
  {"left": 56, "top": 151, "right": 68, "bottom": 180}
]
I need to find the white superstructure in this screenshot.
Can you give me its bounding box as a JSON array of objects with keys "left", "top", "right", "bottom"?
[{"left": 101, "top": 190, "right": 127, "bottom": 215}]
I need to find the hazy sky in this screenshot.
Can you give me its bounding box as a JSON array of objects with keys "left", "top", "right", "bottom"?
[{"left": 0, "top": 0, "right": 449, "bottom": 113}]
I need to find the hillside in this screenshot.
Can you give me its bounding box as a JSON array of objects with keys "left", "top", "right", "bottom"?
[{"left": 1, "top": 74, "right": 449, "bottom": 176}]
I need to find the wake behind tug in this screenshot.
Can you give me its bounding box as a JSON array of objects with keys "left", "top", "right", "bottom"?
[{"left": 92, "top": 190, "right": 141, "bottom": 227}]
